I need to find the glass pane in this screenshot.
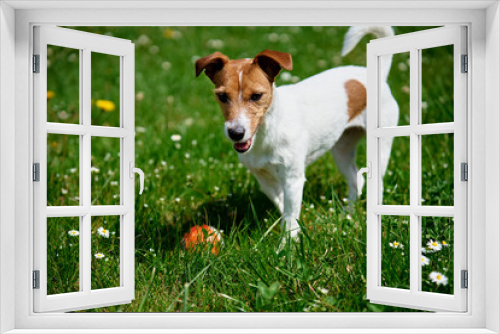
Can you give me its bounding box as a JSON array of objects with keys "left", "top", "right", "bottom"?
[
  {"left": 91, "top": 216, "right": 120, "bottom": 290},
  {"left": 381, "top": 215, "right": 410, "bottom": 289},
  {"left": 47, "top": 45, "right": 80, "bottom": 124},
  {"left": 421, "top": 45, "right": 454, "bottom": 124},
  {"left": 91, "top": 137, "right": 120, "bottom": 205},
  {"left": 421, "top": 134, "right": 454, "bottom": 206},
  {"left": 91, "top": 52, "right": 121, "bottom": 127},
  {"left": 421, "top": 216, "right": 454, "bottom": 294},
  {"left": 385, "top": 51, "right": 410, "bottom": 126},
  {"left": 382, "top": 136, "right": 410, "bottom": 205},
  {"left": 47, "top": 134, "right": 80, "bottom": 206},
  {"left": 47, "top": 217, "right": 80, "bottom": 295}
]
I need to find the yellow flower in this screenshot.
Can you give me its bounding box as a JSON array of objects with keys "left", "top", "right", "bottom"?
[
  {"left": 163, "top": 29, "right": 182, "bottom": 39},
  {"left": 96, "top": 100, "right": 115, "bottom": 112},
  {"left": 47, "top": 91, "right": 55, "bottom": 99}
]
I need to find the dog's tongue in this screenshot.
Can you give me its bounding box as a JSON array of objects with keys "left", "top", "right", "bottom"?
[{"left": 234, "top": 138, "right": 252, "bottom": 152}]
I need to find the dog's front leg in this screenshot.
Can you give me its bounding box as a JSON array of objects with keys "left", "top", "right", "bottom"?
[
  {"left": 254, "top": 172, "right": 284, "bottom": 213},
  {"left": 281, "top": 172, "right": 306, "bottom": 239}
]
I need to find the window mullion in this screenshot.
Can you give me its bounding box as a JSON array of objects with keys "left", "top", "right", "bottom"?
[
  {"left": 81, "top": 48, "right": 92, "bottom": 294},
  {"left": 409, "top": 47, "right": 420, "bottom": 294}
]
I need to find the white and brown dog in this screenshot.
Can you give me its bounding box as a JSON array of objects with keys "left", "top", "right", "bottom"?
[{"left": 195, "top": 26, "right": 398, "bottom": 239}]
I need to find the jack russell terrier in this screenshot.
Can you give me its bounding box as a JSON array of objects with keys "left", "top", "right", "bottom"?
[{"left": 195, "top": 26, "right": 398, "bottom": 239}]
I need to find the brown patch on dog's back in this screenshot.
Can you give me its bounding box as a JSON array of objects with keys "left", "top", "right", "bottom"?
[{"left": 344, "top": 79, "right": 366, "bottom": 121}]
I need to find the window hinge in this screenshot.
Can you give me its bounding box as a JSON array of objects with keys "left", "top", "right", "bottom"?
[
  {"left": 461, "top": 270, "right": 468, "bottom": 289},
  {"left": 33, "top": 54, "right": 40, "bottom": 73},
  {"left": 33, "top": 270, "right": 40, "bottom": 289},
  {"left": 461, "top": 54, "right": 468, "bottom": 73},
  {"left": 33, "top": 163, "right": 40, "bottom": 182},
  {"left": 461, "top": 162, "right": 468, "bottom": 181}
]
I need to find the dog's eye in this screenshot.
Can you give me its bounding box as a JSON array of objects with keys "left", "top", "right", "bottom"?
[
  {"left": 217, "top": 93, "right": 229, "bottom": 103},
  {"left": 250, "top": 93, "right": 263, "bottom": 102}
]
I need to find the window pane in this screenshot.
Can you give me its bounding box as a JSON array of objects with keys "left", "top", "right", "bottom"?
[
  {"left": 91, "top": 52, "right": 121, "bottom": 127},
  {"left": 91, "top": 216, "right": 120, "bottom": 290},
  {"left": 47, "top": 134, "right": 80, "bottom": 206},
  {"left": 47, "top": 217, "right": 80, "bottom": 295},
  {"left": 382, "top": 136, "right": 410, "bottom": 205},
  {"left": 421, "top": 216, "right": 454, "bottom": 295},
  {"left": 91, "top": 137, "right": 120, "bottom": 205},
  {"left": 384, "top": 51, "right": 410, "bottom": 126},
  {"left": 421, "top": 45, "right": 454, "bottom": 124},
  {"left": 381, "top": 215, "right": 410, "bottom": 289},
  {"left": 421, "top": 133, "right": 454, "bottom": 206},
  {"left": 47, "top": 45, "right": 80, "bottom": 124}
]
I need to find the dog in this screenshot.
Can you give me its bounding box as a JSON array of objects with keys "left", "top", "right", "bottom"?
[{"left": 195, "top": 26, "right": 398, "bottom": 239}]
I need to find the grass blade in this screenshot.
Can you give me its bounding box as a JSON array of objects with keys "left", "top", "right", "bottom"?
[
  {"left": 166, "top": 263, "right": 211, "bottom": 312},
  {"left": 137, "top": 267, "right": 156, "bottom": 312}
]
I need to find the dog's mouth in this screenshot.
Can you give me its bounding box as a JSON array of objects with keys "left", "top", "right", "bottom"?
[{"left": 233, "top": 137, "right": 253, "bottom": 153}]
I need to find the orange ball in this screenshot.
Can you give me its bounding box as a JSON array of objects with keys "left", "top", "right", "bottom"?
[{"left": 183, "top": 225, "right": 222, "bottom": 255}]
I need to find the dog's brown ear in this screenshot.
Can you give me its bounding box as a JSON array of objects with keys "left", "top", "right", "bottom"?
[
  {"left": 253, "top": 50, "right": 293, "bottom": 82},
  {"left": 195, "top": 52, "right": 229, "bottom": 83}
]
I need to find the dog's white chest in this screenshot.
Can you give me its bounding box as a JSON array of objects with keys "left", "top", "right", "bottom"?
[{"left": 239, "top": 152, "right": 281, "bottom": 181}]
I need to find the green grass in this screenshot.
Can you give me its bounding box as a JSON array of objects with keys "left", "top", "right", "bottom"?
[{"left": 45, "top": 26, "right": 454, "bottom": 312}]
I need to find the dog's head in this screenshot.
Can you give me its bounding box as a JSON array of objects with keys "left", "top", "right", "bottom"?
[{"left": 196, "top": 50, "right": 292, "bottom": 154}]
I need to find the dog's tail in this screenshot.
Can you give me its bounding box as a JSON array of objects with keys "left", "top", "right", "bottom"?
[{"left": 341, "top": 26, "right": 395, "bottom": 81}]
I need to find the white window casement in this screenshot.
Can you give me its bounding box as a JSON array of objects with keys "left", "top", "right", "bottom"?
[
  {"left": 1, "top": 1, "right": 499, "bottom": 334},
  {"left": 33, "top": 26, "right": 138, "bottom": 312},
  {"left": 364, "top": 26, "right": 468, "bottom": 312}
]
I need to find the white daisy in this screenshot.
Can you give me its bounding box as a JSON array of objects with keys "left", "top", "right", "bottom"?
[
  {"left": 206, "top": 39, "right": 225, "bottom": 49},
  {"left": 389, "top": 241, "right": 404, "bottom": 249},
  {"left": 90, "top": 166, "right": 100, "bottom": 173},
  {"left": 170, "top": 134, "right": 182, "bottom": 142},
  {"left": 429, "top": 271, "right": 448, "bottom": 286},
  {"left": 162, "top": 61, "right": 171, "bottom": 71},
  {"left": 268, "top": 32, "right": 279, "bottom": 42},
  {"left": 94, "top": 253, "right": 105, "bottom": 259},
  {"left": 280, "top": 72, "right": 292, "bottom": 82},
  {"left": 68, "top": 230, "right": 79, "bottom": 237},
  {"left": 61, "top": 188, "right": 68, "bottom": 195},
  {"left": 442, "top": 240, "right": 450, "bottom": 247},
  {"left": 421, "top": 255, "right": 430, "bottom": 266},
  {"left": 97, "top": 227, "right": 110, "bottom": 238},
  {"left": 427, "top": 239, "right": 443, "bottom": 251},
  {"left": 319, "top": 288, "right": 329, "bottom": 295}
]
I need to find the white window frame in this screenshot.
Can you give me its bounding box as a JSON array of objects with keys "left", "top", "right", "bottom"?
[
  {"left": 0, "top": 1, "right": 499, "bottom": 333},
  {"left": 33, "top": 25, "right": 136, "bottom": 313},
  {"left": 366, "top": 26, "right": 468, "bottom": 312}
]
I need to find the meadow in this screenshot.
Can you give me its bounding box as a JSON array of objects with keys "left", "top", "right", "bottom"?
[{"left": 45, "top": 26, "right": 455, "bottom": 312}]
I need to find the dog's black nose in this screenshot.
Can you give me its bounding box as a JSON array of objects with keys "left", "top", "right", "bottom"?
[{"left": 228, "top": 126, "right": 245, "bottom": 141}]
